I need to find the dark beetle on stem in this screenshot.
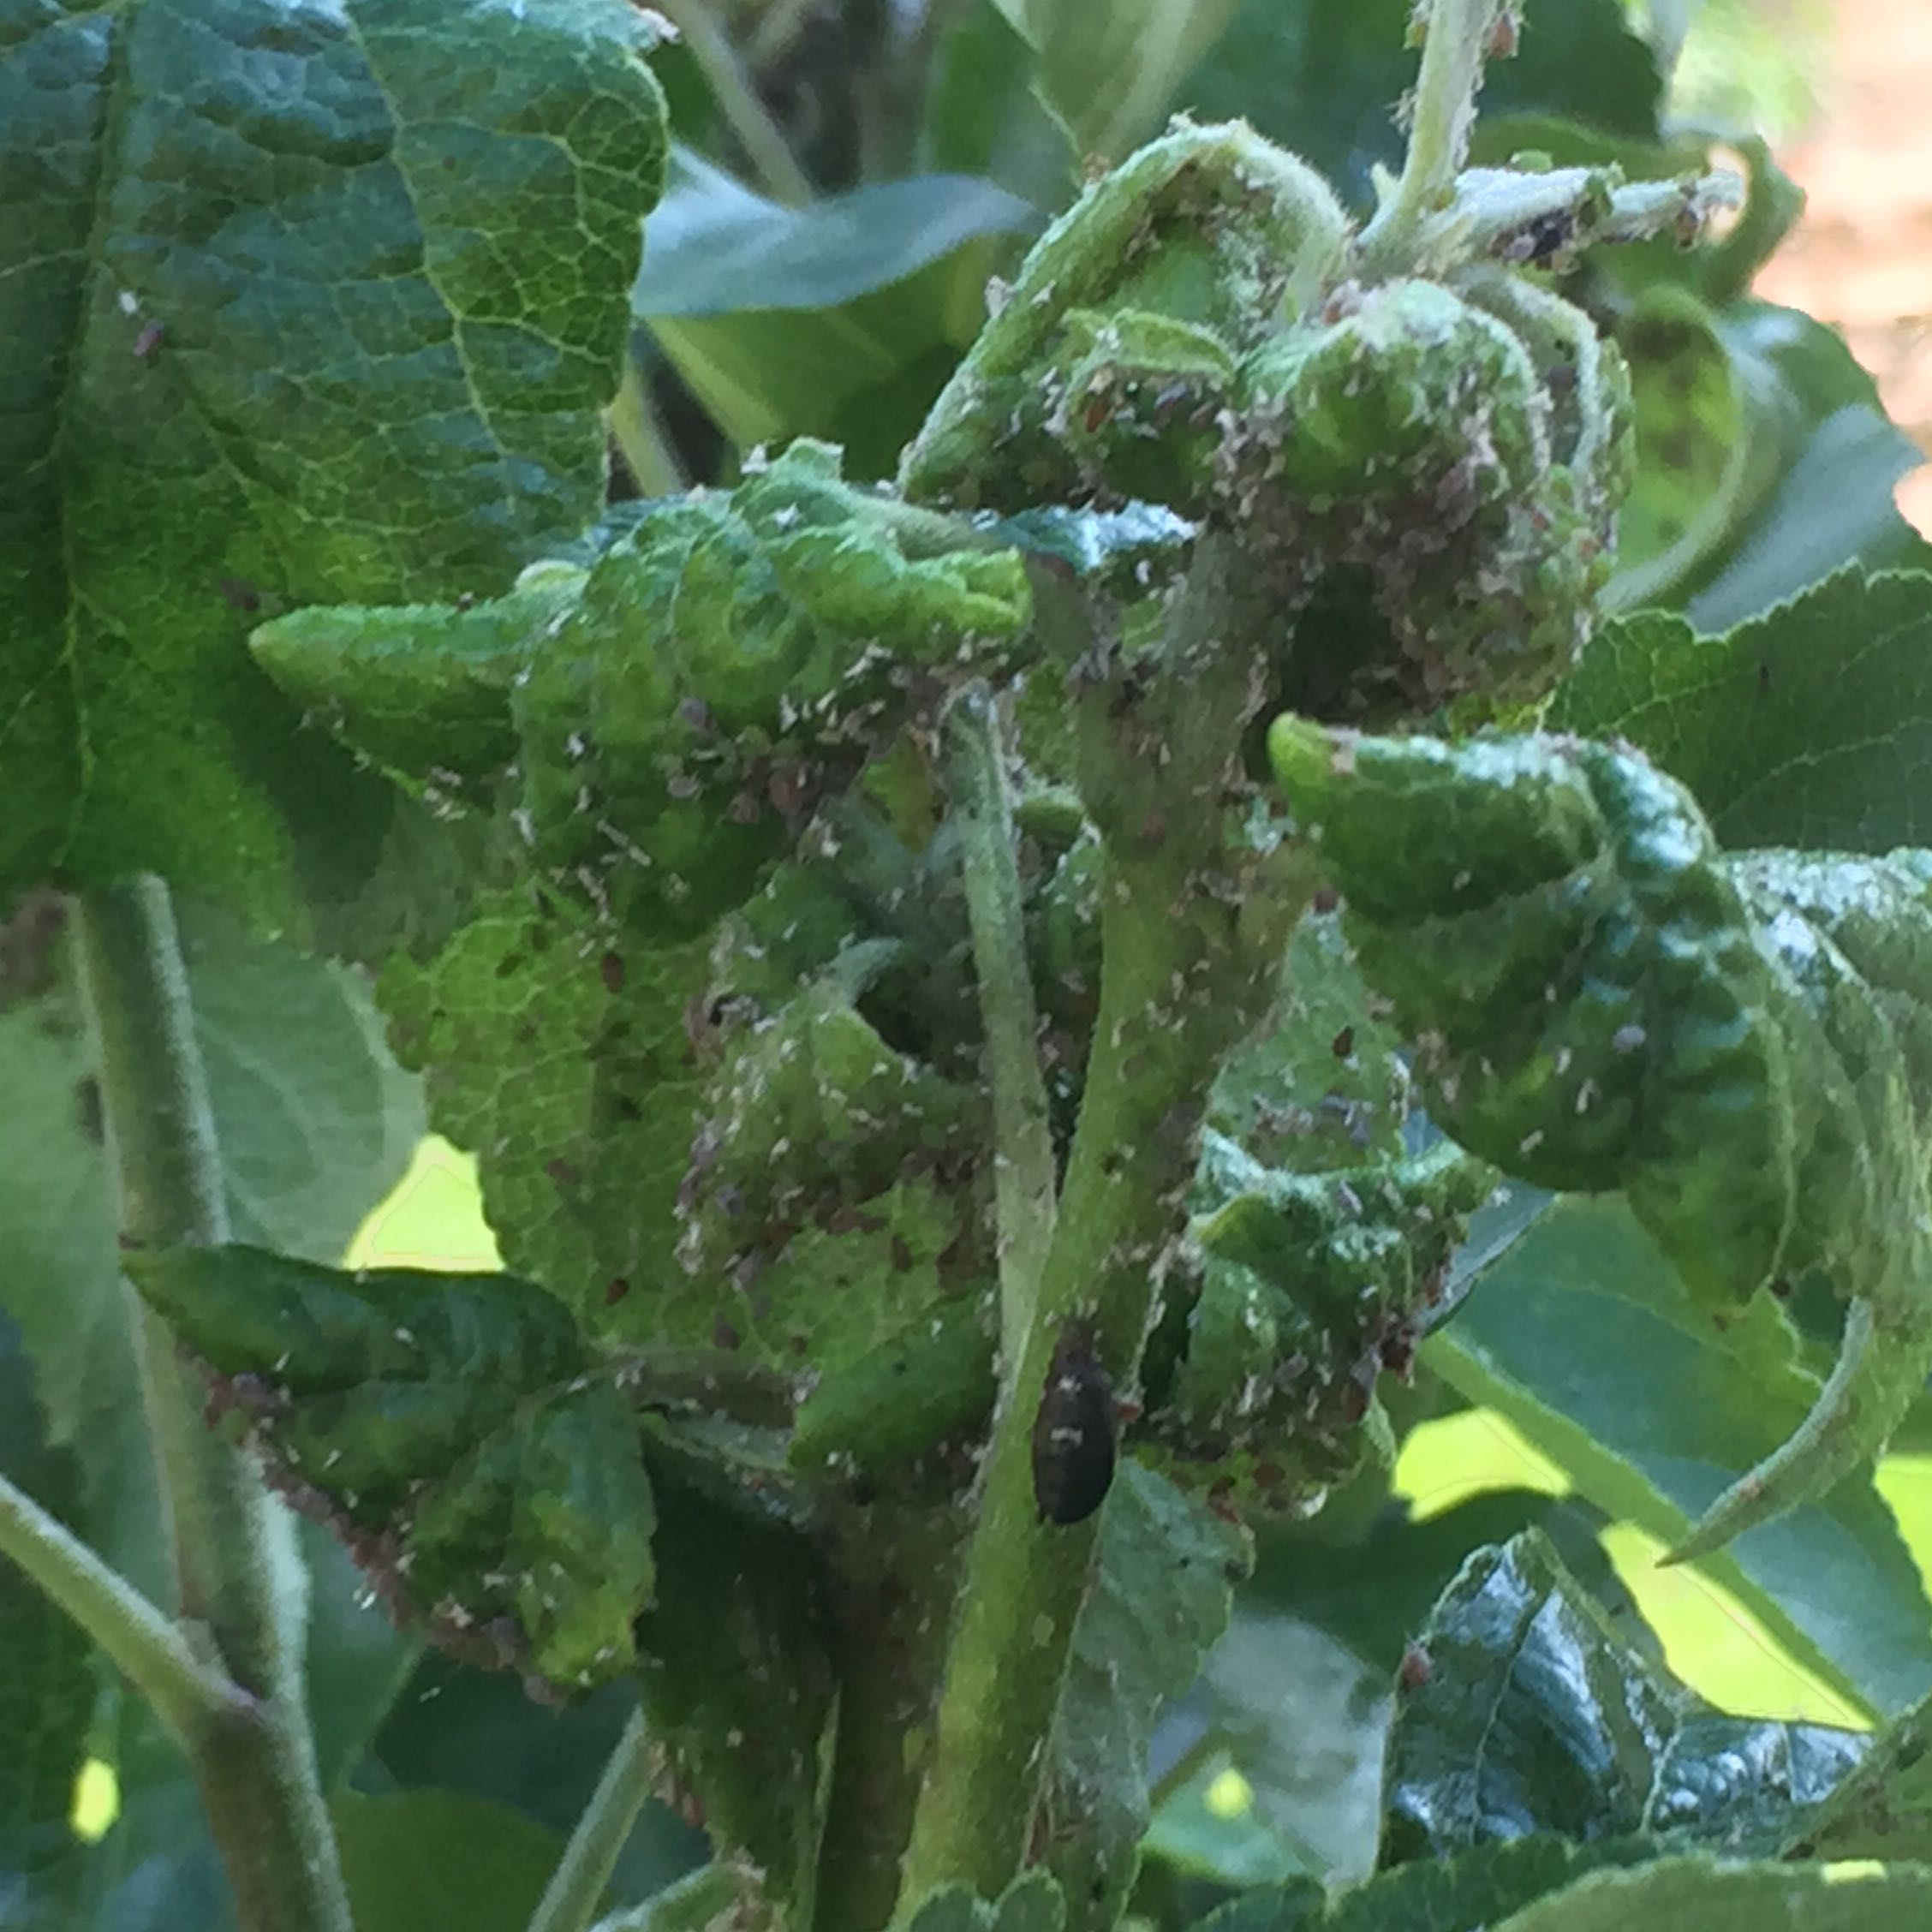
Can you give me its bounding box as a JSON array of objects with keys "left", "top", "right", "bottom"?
[{"left": 1032, "top": 1320, "right": 1117, "bottom": 1525}]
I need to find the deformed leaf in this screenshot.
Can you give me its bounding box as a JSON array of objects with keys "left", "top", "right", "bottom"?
[
  {"left": 1270, "top": 717, "right": 1932, "bottom": 1557},
  {"left": 126, "top": 1244, "right": 653, "bottom": 1693},
  {"left": 1381, "top": 1532, "right": 1864, "bottom": 1865}
]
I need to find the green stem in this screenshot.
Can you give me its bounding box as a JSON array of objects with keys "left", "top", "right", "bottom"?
[
  {"left": 0, "top": 1468, "right": 253, "bottom": 1746},
  {"left": 653, "top": 0, "right": 815, "bottom": 206},
  {"left": 609, "top": 359, "right": 689, "bottom": 498},
  {"left": 75, "top": 877, "right": 352, "bottom": 1932},
  {"left": 901, "top": 536, "right": 1291, "bottom": 1903},
  {"left": 1360, "top": 0, "right": 1509, "bottom": 276},
  {"left": 945, "top": 683, "right": 1058, "bottom": 1355},
  {"left": 528, "top": 1708, "right": 654, "bottom": 1932}
]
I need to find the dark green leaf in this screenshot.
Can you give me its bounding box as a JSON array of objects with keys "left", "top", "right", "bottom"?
[
  {"left": 331, "top": 1789, "right": 562, "bottom": 1932},
  {"left": 633, "top": 1444, "right": 834, "bottom": 1911},
  {"left": 1489, "top": 1857, "right": 1932, "bottom": 1932},
  {"left": 1382, "top": 1531, "right": 1864, "bottom": 1863},
  {"left": 0, "top": 1321, "right": 92, "bottom": 1885},
  {"left": 1551, "top": 570, "right": 1932, "bottom": 854},
  {"left": 371, "top": 1662, "right": 706, "bottom": 1901},
  {"left": 1660, "top": 304, "right": 1932, "bottom": 631},
  {"left": 1180, "top": 0, "right": 1660, "bottom": 209},
  {"left": 1046, "top": 1464, "right": 1253, "bottom": 1929},
  {"left": 1187, "top": 1836, "right": 1655, "bottom": 1932},
  {"left": 0, "top": 0, "right": 668, "bottom": 917},
  {"left": 126, "top": 1244, "right": 653, "bottom": 1693}
]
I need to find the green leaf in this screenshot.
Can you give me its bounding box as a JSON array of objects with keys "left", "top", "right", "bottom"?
[
  {"left": 0, "top": 909, "right": 422, "bottom": 1599},
  {"left": 1180, "top": 0, "right": 1661, "bottom": 209},
  {"left": 1185, "top": 1837, "right": 1656, "bottom": 1932},
  {"left": 1678, "top": 308, "right": 1932, "bottom": 631},
  {"left": 1428, "top": 1196, "right": 1932, "bottom": 1717},
  {"left": 376, "top": 889, "right": 715, "bottom": 1345},
  {"left": 1489, "top": 1857, "right": 1932, "bottom": 1932},
  {"left": 1607, "top": 287, "right": 1785, "bottom": 611},
  {"left": 898, "top": 1869, "right": 1067, "bottom": 1931},
  {"left": 1798, "top": 1685, "right": 1932, "bottom": 1863},
  {"left": 368, "top": 1662, "right": 706, "bottom": 1899},
  {"left": 1147, "top": 1607, "right": 1389, "bottom": 1888},
  {"left": 1, "top": 0, "right": 668, "bottom": 918},
  {"left": 1269, "top": 719, "right": 1932, "bottom": 1559},
  {"left": 1382, "top": 1530, "right": 1865, "bottom": 1863},
  {"left": 0, "top": 1322, "right": 92, "bottom": 1884},
  {"left": 1208, "top": 910, "right": 1412, "bottom": 1173},
  {"left": 919, "top": 1, "right": 1076, "bottom": 206},
  {"left": 642, "top": 161, "right": 1039, "bottom": 317},
  {"left": 639, "top": 155, "right": 1031, "bottom": 462},
  {"left": 1551, "top": 570, "right": 1932, "bottom": 856},
  {"left": 633, "top": 1444, "right": 834, "bottom": 1912},
  {"left": 126, "top": 1244, "right": 654, "bottom": 1693},
  {"left": 1045, "top": 1464, "right": 1253, "bottom": 1929},
  {"left": 332, "top": 1789, "right": 563, "bottom": 1932},
  {"left": 997, "top": 0, "right": 1243, "bottom": 162}
]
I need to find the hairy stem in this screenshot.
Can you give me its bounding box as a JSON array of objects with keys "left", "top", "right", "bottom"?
[
  {"left": 653, "top": 0, "right": 814, "bottom": 206},
  {"left": 75, "top": 877, "right": 352, "bottom": 1932},
  {"left": 1360, "top": 0, "right": 1510, "bottom": 276},
  {"left": 946, "top": 682, "right": 1058, "bottom": 1353},
  {"left": 528, "top": 1708, "right": 654, "bottom": 1932},
  {"left": 0, "top": 1468, "right": 254, "bottom": 1746},
  {"left": 901, "top": 536, "right": 1291, "bottom": 1902}
]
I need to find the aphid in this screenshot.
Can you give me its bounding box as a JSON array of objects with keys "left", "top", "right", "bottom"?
[{"left": 1031, "top": 1320, "right": 1117, "bottom": 1526}]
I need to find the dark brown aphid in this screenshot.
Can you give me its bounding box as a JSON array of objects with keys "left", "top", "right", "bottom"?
[{"left": 1031, "top": 1321, "right": 1117, "bottom": 1526}]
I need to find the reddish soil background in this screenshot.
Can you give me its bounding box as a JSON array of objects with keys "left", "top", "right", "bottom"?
[{"left": 1751, "top": 0, "right": 1932, "bottom": 533}]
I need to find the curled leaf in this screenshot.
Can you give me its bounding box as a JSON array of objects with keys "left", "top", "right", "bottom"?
[
  {"left": 1270, "top": 717, "right": 1932, "bottom": 1556},
  {"left": 127, "top": 1244, "right": 653, "bottom": 1693}
]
